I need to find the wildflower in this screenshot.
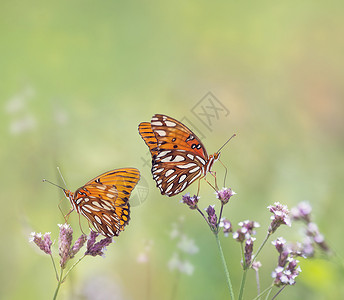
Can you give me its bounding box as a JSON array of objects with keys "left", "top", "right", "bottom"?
[
  {"left": 70, "top": 234, "right": 87, "bottom": 258},
  {"left": 291, "top": 201, "right": 312, "bottom": 223},
  {"left": 177, "top": 235, "right": 199, "bottom": 255},
  {"left": 252, "top": 261, "right": 262, "bottom": 271},
  {"left": 58, "top": 224, "right": 73, "bottom": 268},
  {"left": 181, "top": 193, "right": 199, "bottom": 210},
  {"left": 268, "top": 202, "right": 291, "bottom": 234},
  {"left": 205, "top": 205, "right": 217, "bottom": 230},
  {"left": 306, "top": 222, "right": 330, "bottom": 253},
  {"left": 272, "top": 237, "right": 286, "bottom": 254},
  {"left": 219, "top": 218, "right": 232, "bottom": 237},
  {"left": 29, "top": 232, "right": 52, "bottom": 255},
  {"left": 244, "top": 237, "right": 255, "bottom": 268},
  {"left": 272, "top": 258, "right": 302, "bottom": 286},
  {"left": 216, "top": 187, "right": 236, "bottom": 205},
  {"left": 233, "top": 220, "right": 260, "bottom": 242},
  {"left": 85, "top": 231, "right": 113, "bottom": 257}
]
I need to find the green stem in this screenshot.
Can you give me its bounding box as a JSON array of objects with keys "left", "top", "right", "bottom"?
[
  {"left": 215, "top": 233, "right": 235, "bottom": 300},
  {"left": 61, "top": 255, "right": 86, "bottom": 283},
  {"left": 250, "top": 284, "right": 274, "bottom": 300},
  {"left": 53, "top": 268, "right": 64, "bottom": 300},
  {"left": 50, "top": 254, "right": 59, "bottom": 281},
  {"left": 252, "top": 232, "right": 271, "bottom": 267},
  {"left": 238, "top": 269, "right": 248, "bottom": 300},
  {"left": 238, "top": 242, "right": 247, "bottom": 300}
]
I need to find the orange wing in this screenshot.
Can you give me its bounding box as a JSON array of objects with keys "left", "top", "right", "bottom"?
[
  {"left": 138, "top": 122, "right": 158, "bottom": 158},
  {"left": 138, "top": 114, "right": 210, "bottom": 197},
  {"left": 71, "top": 168, "right": 140, "bottom": 237}
]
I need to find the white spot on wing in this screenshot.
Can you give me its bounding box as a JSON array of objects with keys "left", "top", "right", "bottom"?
[
  {"left": 165, "top": 169, "right": 175, "bottom": 176},
  {"left": 176, "top": 163, "right": 197, "bottom": 169},
  {"left": 181, "top": 181, "right": 188, "bottom": 192},
  {"left": 173, "top": 155, "right": 185, "bottom": 162},
  {"left": 95, "top": 215, "right": 102, "bottom": 224},
  {"left": 196, "top": 156, "right": 206, "bottom": 165},
  {"left": 165, "top": 121, "right": 176, "bottom": 127},
  {"left": 165, "top": 184, "right": 173, "bottom": 193},
  {"left": 189, "top": 166, "right": 200, "bottom": 173},
  {"left": 154, "top": 168, "right": 164, "bottom": 173},
  {"left": 178, "top": 174, "right": 187, "bottom": 183},
  {"left": 187, "top": 154, "right": 194, "bottom": 160},
  {"left": 167, "top": 174, "right": 177, "bottom": 183},
  {"left": 161, "top": 156, "right": 173, "bottom": 163},
  {"left": 151, "top": 121, "right": 163, "bottom": 126},
  {"left": 157, "top": 150, "right": 171, "bottom": 158},
  {"left": 155, "top": 130, "right": 166, "bottom": 136}
]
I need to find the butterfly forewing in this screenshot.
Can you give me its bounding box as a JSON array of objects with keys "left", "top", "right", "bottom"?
[{"left": 69, "top": 168, "right": 140, "bottom": 237}]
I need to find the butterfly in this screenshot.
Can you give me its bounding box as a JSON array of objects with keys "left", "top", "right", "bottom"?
[
  {"left": 47, "top": 168, "right": 140, "bottom": 237},
  {"left": 139, "top": 114, "right": 230, "bottom": 197}
]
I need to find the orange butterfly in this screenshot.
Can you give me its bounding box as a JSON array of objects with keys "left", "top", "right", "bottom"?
[
  {"left": 139, "top": 114, "right": 234, "bottom": 197},
  {"left": 46, "top": 168, "right": 140, "bottom": 237}
]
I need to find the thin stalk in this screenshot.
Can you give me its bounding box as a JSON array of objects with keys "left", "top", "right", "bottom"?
[
  {"left": 252, "top": 232, "right": 271, "bottom": 266},
  {"left": 61, "top": 255, "right": 86, "bottom": 283},
  {"left": 50, "top": 254, "right": 59, "bottom": 281},
  {"left": 53, "top": 268, "right": 64, "bottom": 300},
  {"left": 197, "top": 207, "right": 210, "bottom": 226},
  {"left": 238, "top": 242, "right": 247, "bottom": 300},
  {"left": 217, "top": 203, "right": 224, "bottom": 227},
  {"left": 271, "top": 285, "right": 286, "bottom": 300},
  {"left": 215, "top": 233, "right": 235, "bottom": 299},
  {"left": 251, "top": 284, "right": 274, "bottom": 300},
  {"left": 238, "top": 269, "right": 248, "bottom": 300}
]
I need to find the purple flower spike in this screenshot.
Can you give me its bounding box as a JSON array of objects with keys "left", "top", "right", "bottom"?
[
  {"left": 244, "top": 237, "right": 255, "bottom": 267},
  {"left": 272, "top": 237, "right": 286, "bottom": 254},
  {"left": 272, "top": 258, "right": 301, "bottom": 286},
  {"left": 291, "top": 201, "right": 312, "bottom": 223},
  {"left": 181, "top": 193, "right": 199, "bottom": 210},
  {"left": 219, "top": 218, "right": 232, "bottom": 237},
  {"left": 70, "top": 234, "right": 87, "bottom": 258},
  {"left": 205, "top": 205, "right": 217, "bottom": 230},
  {"left": 233, "top": 220, "right": 260, "bottom": 242},
  {"left": 29, "top": 232, "right": 52, "bottom": 255},
  {"left": 216, "top": 187, "right": 236, "bottom": 205},
  {"left": 268, "top": 202, "right": 291, "bottom": 234},
  {"left": 85, "top": 232, "right": 113, "bottom": 257},
  {"left": 58, "top": 223, "right": 73, "bottom": 268}
]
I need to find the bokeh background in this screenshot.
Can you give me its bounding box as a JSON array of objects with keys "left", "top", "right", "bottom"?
[{"left": 1, "top": 1, "right": 343, "bottom": 299}]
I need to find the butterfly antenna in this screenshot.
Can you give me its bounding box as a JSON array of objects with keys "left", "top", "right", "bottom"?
[
  {"left": 42, "top": 179, "right": 66, "bottom": 191},
  {"left": 216, "top": 134, "right": 236, "bottom": 153},
  {"left": 57, "top": 167, "right": 68, "bottom": 189}
]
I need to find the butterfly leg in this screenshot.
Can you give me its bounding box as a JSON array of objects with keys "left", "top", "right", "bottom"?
[
  {"left": 209, "top": 170, "right": 219, "bottom": 191},
  {"left": 203, "top": 177, "right": 217, "bottom": 192},
  {"left": 63, "top": 208, "right": 74, "bottom": 223}
]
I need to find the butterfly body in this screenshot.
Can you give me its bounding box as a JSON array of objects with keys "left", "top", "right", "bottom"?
[
  {"left": 139, "top": 114, "right": 220, "bottom": 197},
  {"left": 63, "top": 168, "right": 140, "bottom": 237}
]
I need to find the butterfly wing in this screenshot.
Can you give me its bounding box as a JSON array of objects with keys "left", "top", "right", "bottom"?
[
  {"left": 72, "top": 168, "right": 140, "bottom": 237},
  {"left": 140, "top": 114, "right": 209, "bottom": 196},
  {"left": 138, "top": 122, "right": 158, "bottom": 157}
]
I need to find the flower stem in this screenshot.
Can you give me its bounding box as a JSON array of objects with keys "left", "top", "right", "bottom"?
[
  {"left": 238, "top": 269, "right": 248, "bottom": 300},
  {"left": 50, "top": 254, "right": 59, "bottom": 281},
  {"left": 61, "top": 254, "right": 86, "bottom": 283},
  {"left": 53, "top": 268, "right": 64, "bottom": 300},
  {"left": 252, "top": 232, "right": 271, "bottom": 266},
  {"left": 215, "top": 233, "right": 235, "bottom": 299},
  {"left": 251, "top": 284, "right": 274, "bottom": 300}
]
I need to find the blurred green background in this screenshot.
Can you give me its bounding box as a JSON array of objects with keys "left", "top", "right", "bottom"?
[{"left": 1, "top": 1, "right": 343, "bottom": 299}]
